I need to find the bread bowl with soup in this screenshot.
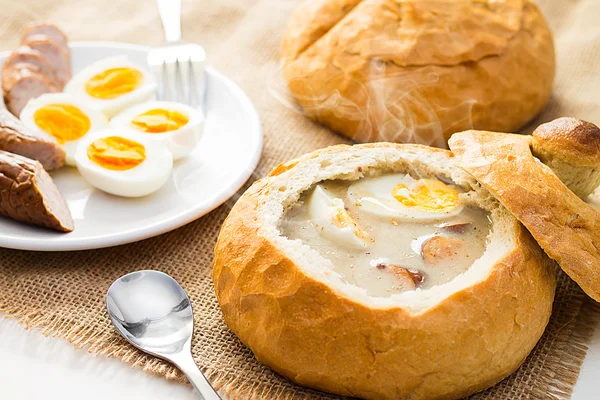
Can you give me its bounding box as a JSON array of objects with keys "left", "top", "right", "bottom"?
[{"left": 213, "top": 141, "right": 558, "bottom": 399}]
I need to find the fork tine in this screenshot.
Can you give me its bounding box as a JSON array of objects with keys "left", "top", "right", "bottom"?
[
  {"left": 158, "top": 61, "right": 166, "bottom": 101},
  {"left": 175, "top": 58, "right": 183, "bottom": 103},
  {"left": 181, "top": 57, "right": 194, "bottom": 106},
  {"left": 187, "top": 58, "right": 195, "bottom": 107},
  {"left": 148, "top": 44, "right": 206, "bottom": 107},
  {"left": 191, "top": 60, "right": 205, "bottom": 110},
  {"left": 149, "top": 58, "right": 165, "bottom": 101},
  {"left": 163, "top": 60, "right": 171, "bottom": 101},
  {"left": 164, "top": 57, "right": 177, "bottom": 101},
  {"left": 177, "top": 56, "right": 193, "bottom": 105}
]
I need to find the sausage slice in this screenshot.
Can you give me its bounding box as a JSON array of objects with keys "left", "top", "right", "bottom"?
[
  {"left": 21, "top": 22, "right": 68, "bottom": 49},
  {"left": 375, "top": 263, "right": 420, "bottom": 290},
  {"left": 2, "top": 64, "right": 59, "bottom": 119},
  {"left": 3, "top": 46, "right": 60, "bottom": 87},
  {"left": 0, "top": 109, "right": 65, "bottom": 171},
  {"left": 22, "top": 36, "right": 71, "bottom": 87},
  {"left": 0, "top": 150, "right": 73, "bottom": 232},
  {"left": 421, "top": 236, "right": 467, "bottom": 266},
  {"left": 439, "top": 221, "right": 471, "bottom": 234}
]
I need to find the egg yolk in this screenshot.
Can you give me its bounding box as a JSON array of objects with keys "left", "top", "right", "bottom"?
[
  {"left": 130, "top": 109, "right": 189, "bottom": 133},
  {"left": 392, "top": 179, "right": 459, "bottom": 211},
  {"left": 85, "top": 67, "right": 143, "bottom": 99},
  {"left": 331, "top": 201, "right": 369, "bottom": 241},
  {"left": 87, "top": 136, "right": 146, "bottom": 171},
  {"left": 33, "top": 104, "right": 91, "bottom": 144}
]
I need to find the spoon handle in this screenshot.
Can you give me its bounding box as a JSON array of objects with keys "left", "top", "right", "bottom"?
[{"left": 174, "top": 354, "right": 221, "bottom": 400}]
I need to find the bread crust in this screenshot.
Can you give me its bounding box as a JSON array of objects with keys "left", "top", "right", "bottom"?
[
  {"left": 213, "top": 143, "right": 556, "bottom": 399},
  {"left": 281, "top": 0, "right": 555, "bottom": 146},
  {"left": 449, "top": 130, "right": 600, "bottom": 301},
  {"left": 532, "top": 118, "right": 600, "bottom": 167},
  {"left": 531, "top": 118, "right": 600, "bottom": 198}
]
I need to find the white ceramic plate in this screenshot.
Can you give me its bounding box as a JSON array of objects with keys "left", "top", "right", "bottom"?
[{"left": 0, "top": 42, "right": 262, "bottom": 251}]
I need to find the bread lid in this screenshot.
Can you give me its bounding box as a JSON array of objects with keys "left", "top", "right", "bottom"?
[{"left": 448, "top": 123, "right": 600, "bottom": 301}]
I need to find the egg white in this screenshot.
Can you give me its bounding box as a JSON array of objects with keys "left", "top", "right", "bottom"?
[
  {"left": 308, "top": 185, "right": 369, "bottom": 249},
  {"left": 347, "top": 174, "right": 463, "bottom": 221},
  {"left": 74, "top": 129, "right": 173, "bottom": 198},
  {"left": 19, "top": 93, "right": 109, "bottom": 166},
  {"left": 64, "top": 55, "right": 157, "bottom": 118},
  {"left": 110, "top": 101, "right": 204, "bottom": 160}
]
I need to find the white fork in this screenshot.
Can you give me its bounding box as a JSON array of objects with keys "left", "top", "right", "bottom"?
[{"left": 148, "top": 0, "right": 207, "bottom": 110}]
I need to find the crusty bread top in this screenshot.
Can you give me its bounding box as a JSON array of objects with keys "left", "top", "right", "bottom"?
[
  {"left": 255, "top": 143, "right": 520, "bottom": 313},
  {"left": 282, "top": 0, "right": 524, "bottom": 67},
  {"left": 532, "top": 117, "right": 600, "bottom": 168},
  {"left": 449, "top": 130, "right": 600, "bottom": 301}
]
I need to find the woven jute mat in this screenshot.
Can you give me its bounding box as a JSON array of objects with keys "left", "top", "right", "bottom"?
[{"left": 1, "top": 0, "right": 600, "bottom": 398}]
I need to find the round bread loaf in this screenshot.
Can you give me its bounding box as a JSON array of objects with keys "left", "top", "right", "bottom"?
[
  {"left": 281, "top": 0, "right": 555, "bottom": 147},
  {"left": 213, "top": 143, "right": 556, "bottom": 399},
  {"left": 531, "top": 118, "right": 600, "bottom": 199}
]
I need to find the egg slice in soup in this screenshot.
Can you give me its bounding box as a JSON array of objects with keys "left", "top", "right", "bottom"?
[
  {"left": 110, "top": 101, "right": 204, "bottom": 160},
  {"left": 19, "top": 93, "right": 109, "bottom": 166},
  {"left": 74, "top": 129, "right": 173, "bottom": 197},
  {"left": 308, "top": 185, "right": 369, "bottom": 249},
  {"left": 64, "top": 56, "right": 156, "bottom": 118},
  {"left": 347, "top": 174, "right": 462, "bottom": 221}
]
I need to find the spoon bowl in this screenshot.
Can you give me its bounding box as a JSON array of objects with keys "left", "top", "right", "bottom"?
[
  {"left": 107, "top": 270, "right": 193, "bottom": 356},
  {"left": 106, "top": 270, "right": 220, "bottom": 400}
]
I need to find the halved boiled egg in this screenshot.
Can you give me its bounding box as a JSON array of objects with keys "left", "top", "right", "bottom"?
[
  {"left": 347, "top": 174, "right": 463, "bottom": 221},
  {"left": 308, "top": 185, "right": 369, "bottom": 249},
  {"left": 110, "top": 101, "right": 204, "bottom": 160},
  {"left": 74, "top": 129, "right": 173, "bottom": 197},
  {"left": 64, "top": 56, "right": 156, "bottom": 118},
  {"left": 19, "top": 93, "right": 109, "bottom": 166}
]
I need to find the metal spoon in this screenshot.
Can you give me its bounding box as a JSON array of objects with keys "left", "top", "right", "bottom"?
[{"left": 106, "top": 270, "right": 220, "bottom": 400}]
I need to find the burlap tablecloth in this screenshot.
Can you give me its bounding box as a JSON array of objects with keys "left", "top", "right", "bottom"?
[{"left": 1, "top": 0, "right": 600, "bottom": 398}]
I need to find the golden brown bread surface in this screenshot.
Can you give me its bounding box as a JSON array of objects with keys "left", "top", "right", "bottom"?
[
  {"left": 532, "top": 118, "right": 600, "bottom": 167},
  {"left": 281, "top": 0, "right": 555, "bottom": 146},
  {"left": 213, "top": 143, "right": 556, "bottom": 399},
  {"left": 449, "top": 130, "right": 600, "bottom": 301},
  {"left": 531, "top": 118, "right": 600, "bottom": 198}
]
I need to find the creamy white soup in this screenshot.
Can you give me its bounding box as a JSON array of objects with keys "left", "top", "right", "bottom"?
[{"left": 280, "top": 173, "right": 491, "bottom": 297}]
